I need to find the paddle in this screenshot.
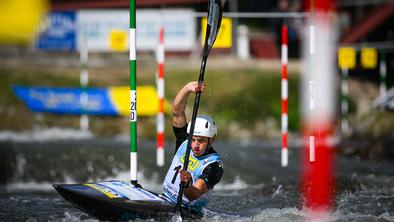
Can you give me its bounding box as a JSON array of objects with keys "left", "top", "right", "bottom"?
[{"left": 173, "top": 0, "right": 223, "bottom": 219}]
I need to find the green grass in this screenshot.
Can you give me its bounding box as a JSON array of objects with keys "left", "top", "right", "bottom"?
[
  {"left": 0, "top": 66, "right": 301, "bottom": 138},
  {"left": 163, "top": 68, "right": 300, "bottom": 138}
]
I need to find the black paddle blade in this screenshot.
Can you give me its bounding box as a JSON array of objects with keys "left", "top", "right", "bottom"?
[{"left": 205, "top": 0, "right": 223, "bottom": 52}]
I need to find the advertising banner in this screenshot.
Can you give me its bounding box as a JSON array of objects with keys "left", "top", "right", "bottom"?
[
  {"left": 77, "top": 9, "right": 129, "bottom": 52},
  {"left": 36, "top": 11, "right": 77, "bottom": 50},
  {"left": 77, "top": 9, "right": 195, "bottom": 52},
  {"left": 36, "top": 9, "right": 196, "bottom": 52},
  {"left": 13, "top": 86, "right": 118, "bottom": 116},
  {"left": 13, "top": 86, "right": 170, "bottom": 116},
  {"left": 136, "top": 9, "right": 196, "bottom": 51}
]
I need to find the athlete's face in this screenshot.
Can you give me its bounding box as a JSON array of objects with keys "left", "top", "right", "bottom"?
[{"left": 191, "top": 136, "right": 210, "bottom": 156}]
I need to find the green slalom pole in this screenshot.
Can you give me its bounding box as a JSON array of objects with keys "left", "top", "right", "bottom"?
[
  {"left": 379, "top": 52, "right": 387, "bottom": 97},
  {"left": 341, "top": 68, "right": 349, "bottom": 136},
  {"left": 130, "top": 0, "right": 138, "bottom": 185}
]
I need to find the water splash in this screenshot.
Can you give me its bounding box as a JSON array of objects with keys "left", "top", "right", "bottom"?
[
  {"left": 215, "top": 176, "right": 249, "bottom": 191},
  {"left": 0, "top": 128, "right": 93, "bottom": 142}
]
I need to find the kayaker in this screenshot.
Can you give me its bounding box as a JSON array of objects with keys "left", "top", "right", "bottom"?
[{"left": 162, "top": 81, "right": 224, "bottom": 210}]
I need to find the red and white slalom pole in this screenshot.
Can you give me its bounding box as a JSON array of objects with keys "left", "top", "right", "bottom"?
[
  {"left": 301, "top": 0, "right": 336, "bottom": 220},
  {"left": 281, "top": 24, "right": 288, "bottom": 167},
  {"left": 156, "top": 27, "right": 165, "bottom": 167},
  {"left": 309, "top": 18, "right": 316, "bottom": 163}
]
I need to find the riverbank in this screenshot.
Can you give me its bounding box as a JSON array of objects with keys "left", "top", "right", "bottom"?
[
  {"left": 1, "top": 53, "right": 393, "bottom": 158},
  {"left": 0, "top": 53, "right": 301, "bottom": 139}
]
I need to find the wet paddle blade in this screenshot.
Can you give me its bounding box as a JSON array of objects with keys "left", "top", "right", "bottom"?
[{"left": 206, "top": 0, "right": 223, "bottom": 52}]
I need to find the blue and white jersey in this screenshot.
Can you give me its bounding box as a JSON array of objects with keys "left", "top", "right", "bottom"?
[{"left": 162, "top": 140, "right": 222, "bottom": 210}]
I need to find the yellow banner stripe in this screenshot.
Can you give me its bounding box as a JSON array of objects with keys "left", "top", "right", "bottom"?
[{"left": 108, "top": 86, "right": 170, "bottom": 117}]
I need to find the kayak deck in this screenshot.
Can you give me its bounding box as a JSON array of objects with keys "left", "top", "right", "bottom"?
[{"left": 53, "top": 181, "right": 203, "bottom": 221}]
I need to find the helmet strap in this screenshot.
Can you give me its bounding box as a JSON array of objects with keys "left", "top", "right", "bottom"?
[{"left": 205, "top": 138, "right": 213, "bottom": 154}]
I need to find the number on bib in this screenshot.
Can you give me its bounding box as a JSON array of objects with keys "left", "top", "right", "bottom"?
[{"left": 171, "top": 165, "right": 182, "bottom": 184}]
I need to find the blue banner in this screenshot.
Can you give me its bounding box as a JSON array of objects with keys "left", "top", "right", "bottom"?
[
  {"left": 13, "top": 86, "right": 118, "bottom": 116},
  {"left": 36, "top": 11, "right": 77, "bottom": 51}
]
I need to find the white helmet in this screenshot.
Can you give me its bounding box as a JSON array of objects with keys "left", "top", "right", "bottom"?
[{"left": 187, "top": 115, "right": 217, "bottom": 138}]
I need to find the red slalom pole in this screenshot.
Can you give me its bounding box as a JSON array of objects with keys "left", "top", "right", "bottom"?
[
  {"left": 281, "top": 24, "right": 288, "bottom": 167},
  {"left": 301, "top": 0, "right": 336, "bottom": 220},
  {"left": 156, "top": 27, "right": 165, "bottom": 167}
]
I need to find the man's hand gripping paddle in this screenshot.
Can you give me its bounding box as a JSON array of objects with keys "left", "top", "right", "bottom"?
[{"left": 173, "top": 0, "right": 223, "bottom": 220}]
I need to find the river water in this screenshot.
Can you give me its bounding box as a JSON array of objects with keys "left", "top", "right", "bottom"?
[{"left": 0, "top": 128, "right": 393, "bottom": 221}]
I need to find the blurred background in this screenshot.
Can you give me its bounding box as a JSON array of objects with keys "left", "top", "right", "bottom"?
[{"left": 0, "top": 0, "right": 393, "bottom": 221}]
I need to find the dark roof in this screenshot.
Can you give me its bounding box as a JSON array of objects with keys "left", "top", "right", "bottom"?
[
  {"left": 51, "top": 0, "right": 207, "bottom": 10},
  {"left": 341, "top": 1, "right": 394, "bottom": 43}
]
